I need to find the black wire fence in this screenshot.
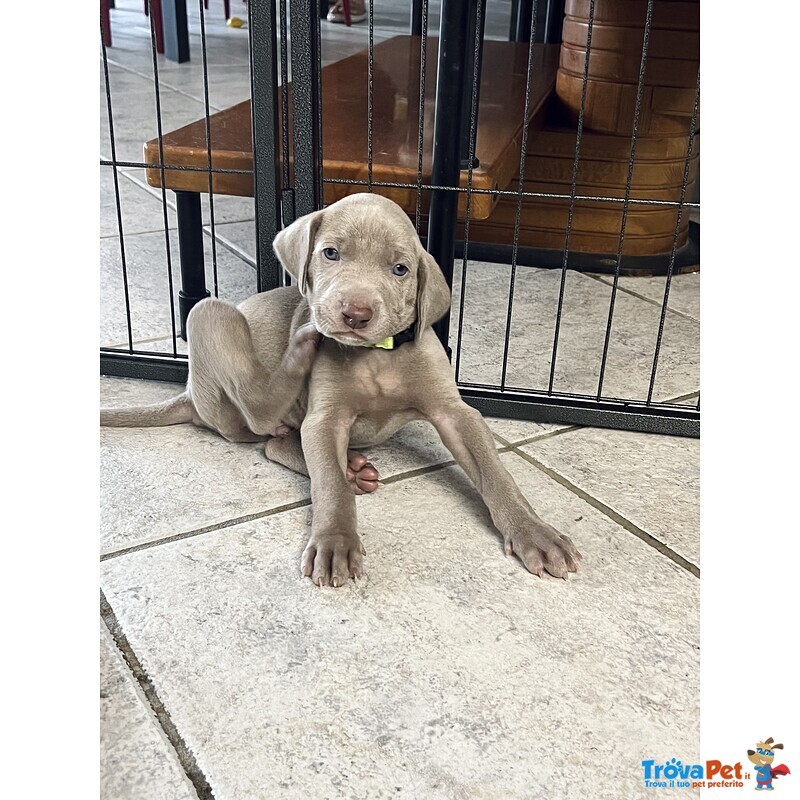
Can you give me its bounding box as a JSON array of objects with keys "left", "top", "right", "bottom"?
[{"left": 100, "top": 0, "right": 700, "bottom": 436}]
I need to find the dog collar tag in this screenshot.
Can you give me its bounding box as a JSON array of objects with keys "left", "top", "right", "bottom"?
[{"left": 371, "top": 336, "right": 395, "bottom": 350}]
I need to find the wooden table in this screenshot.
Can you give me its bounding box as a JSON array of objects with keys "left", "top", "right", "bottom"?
[
  {"left": 145, "top": 37, "right": 558, "bottom": 217},
  {"left": 144, "top": 36, "right": 558, "bottom": 334}
]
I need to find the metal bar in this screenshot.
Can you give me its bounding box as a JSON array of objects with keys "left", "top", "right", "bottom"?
[
  {"left": 445, "top": 226, "right": 700, "bottom": 275},
  {"left": 547, "top": 0, "right": 595, "bottom": 393},
  {"left": 453, "top": 0, "right": 485, "bottom": 382},
  {"left": 289, "top": 0, "right": 324, "bottom": 216},
  {"left": 248, "top": 0, "right": 283, "bottom": 291},
  {"left": 457, "top": 379, "right": 691, "bottom": 406},
  {"left": 197, "top": 0, "right": 219, "bottom": 298},
  {"left": 367, "top": 0, "right": 374, "bottom": 190},
  {"left": 98, "top": 353, "right": 697, "bottom": 440},
  {"left": 321, "top": 176, "right": 699, "bottom": 208},
  {"left": 101, "top": 352, "right": 189, "bottom": 384},
  {"left": 413, "top": 0, "right": 430, "bottom": 234},
  {"left": 96, "top": 163, "right": 703, "bottom": 209},
  {"left": 411, "top": 0, "right": 423, "bottom": 35},
  {"left": 596, "top": 0, "right": 653, "bottom": 400},
  {"left": 148, "top": 7, "right": 180, "bottom": 354},
  {"left": 647, "top": 71, "right": 701, "bottom": 405},
  {"left": 428, "top": 0, "right": 473, "bottom": 353},
  {"left": 100, "top": 160, "right": 253, "bottom": 175},
  {"left": 279, "top": 0, "right": 291, "bottom": 195},
  {"left": 460, "top": 0, "right": 485, "bottom": 169},
  {"left": 175, "top": 192, "right": 210, "bottom": 339},
  {"left": 101, "top": 26, "right": 133, "bottom": 353},
  {"left": 499, "top": 1, "right": 538, "bottom": 391},
  {"left": 161, "top": 0, "right": 190, "bottom": 63},
  {"left": 458, "top": 388, "right": 699, "bottom": 438}
]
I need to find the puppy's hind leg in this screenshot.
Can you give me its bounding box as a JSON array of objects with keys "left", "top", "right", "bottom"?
[{"left": 188, "top": 300, "right": 319, "bottom": 439}]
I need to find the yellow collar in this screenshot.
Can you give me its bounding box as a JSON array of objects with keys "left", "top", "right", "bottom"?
[{"left": 366, "top": 324, "right": 415, "bottom": 350}]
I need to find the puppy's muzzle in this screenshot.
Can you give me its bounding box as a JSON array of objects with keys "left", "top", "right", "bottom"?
[{"left": 341, "top": 302, "right": 373, "bottom": 330}]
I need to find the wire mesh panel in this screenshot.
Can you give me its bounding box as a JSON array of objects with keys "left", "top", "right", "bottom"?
[
  {"left": 316, "top": 0, "right": 699, "bottom": 435},
  {"left": 100, "top": 0, "right": 265, "bottom": 380},
  {"left": 100, "top": 0, "right": 699, "bottom": 435}
]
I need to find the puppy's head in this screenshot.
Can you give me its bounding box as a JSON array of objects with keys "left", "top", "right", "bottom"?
[{"left": 273, "top": 194, "right": 451, "bottom": 346}]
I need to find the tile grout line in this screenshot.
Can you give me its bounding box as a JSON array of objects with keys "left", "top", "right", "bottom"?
[
  {"left": 493, "top": 425, "right": 584, "bottom": 449},
  {"left": 100, "top": 591, "right": 215, "bottom": 800},
  {"left": 101, "top": 397, "right": 697, "bottom": 562},
  {"left": 101, "top": 227, "right": 175, "bottom": 239},
  {"left": 100, "top": 624, "right": 201, "bottom": 800},
  {"left": 100, "top": 451, "right": 517, "bottom": 562},
  {"left": 102, "top": 333, "right": 186, "bottom": 350},
  {"left": 490, "top": 407, "right": 700, "bottom": 576},
  {"left": 587, "top": 273, "right": 700, "bottom": 324},
  {"left": 509, "top": 447, "right": 700, "bottom": 578},
  {"left": 104, "top": 57, "right": 227, "bottom": 113},
  {"left": 116, "top": 172, "right": 257, "bottom": 267},
  {"left": 495, "top": 424, "right": 699, "bottom": 577},
  {"left": 100, "top": 497, "right": 313, "bottom": 561}
]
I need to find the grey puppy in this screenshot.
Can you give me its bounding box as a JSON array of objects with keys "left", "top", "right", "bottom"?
[{"left": 101, "top": 193, "right": 582, "bottom": 587}]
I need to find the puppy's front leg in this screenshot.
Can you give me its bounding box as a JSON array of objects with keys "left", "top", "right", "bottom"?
[
  {"left": 300, "top": 411, "right": 365, "bottom": 587},
  {"left": 428, "top": 401, "right": 582, "bottom": 579}
]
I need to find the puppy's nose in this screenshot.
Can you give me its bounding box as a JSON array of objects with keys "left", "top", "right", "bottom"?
[{"left": 342, "top": 303, "right": 373, "bottom": 330}]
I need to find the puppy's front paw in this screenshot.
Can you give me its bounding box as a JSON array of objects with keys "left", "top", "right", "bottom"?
[
  {"left": 301, "top": 532, "right": 365, "bottom": 587},
  {"left": 504, "top": 518, "right": 582, "bottom": 579},
  {"left": 285, "top": 322, "right": 322, "bottom": 377}
]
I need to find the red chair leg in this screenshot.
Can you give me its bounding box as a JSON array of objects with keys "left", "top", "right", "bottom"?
[
  {"left": 342, "top": 0, "right": 351, "bottom": 26},
  {"left": 151, "top": 0, "right": 164, "bottom": 54},
  {"left": 101, "top": 0, "right": 112, "bottom": 46}
]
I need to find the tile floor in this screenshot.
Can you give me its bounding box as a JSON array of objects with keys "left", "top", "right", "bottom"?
[{"left": 100, "top": 2, "right": 700, "bottom": 798}]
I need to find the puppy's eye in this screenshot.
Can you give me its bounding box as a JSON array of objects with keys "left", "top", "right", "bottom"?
[
  {"left": 392, "top": 264, "right": 409, "bottom": 277},
  {"left": 322, "top": 247, "right": 340, "bottom": 261}
]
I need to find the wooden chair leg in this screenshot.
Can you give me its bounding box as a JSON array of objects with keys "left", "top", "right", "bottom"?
[
  {"left": 342, "top": 0, "right": 351, "bottom": 26},
  {"left": 151, "top": 0, "right": 164, "bottom": 54},
  {"left": 224, "top": 0, "right": 230, "bottom": 19},
  {"left": 101, "top": 0, "right": 112, "bottom": 47},
  {"left": 144, "top": 0, "right": 149, "bottom": 16}
]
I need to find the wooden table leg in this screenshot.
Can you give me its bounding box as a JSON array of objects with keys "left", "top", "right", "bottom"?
[
  {"left": 175, "top": 192, "right": 210, "bottom": 340},
  {"left": 161, "top": 0, "right": 190, "bottom": 63},
  {"left": 151, "top": 0, "right": 165, "bottom": 54},
  {"left": 101, "top": 0, "right": 112, "bottom": 47}
]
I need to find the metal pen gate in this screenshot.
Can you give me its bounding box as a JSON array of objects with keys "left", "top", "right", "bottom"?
[{"left": 100, "top": 0, "right": 700, "bottom": 437}]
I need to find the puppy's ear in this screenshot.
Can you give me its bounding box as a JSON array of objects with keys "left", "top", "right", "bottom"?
[
  {"left": 272, "top": 209, "right": 325, "bottom": 295},
  {"left": 414, "top": 250, "right": 451, "bottom": 340},
  {"left": 773, "top": 743, "right": 784, "bottom": 750}
]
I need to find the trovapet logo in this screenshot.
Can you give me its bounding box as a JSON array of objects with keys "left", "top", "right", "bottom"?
[
  {"left": 641, "top": 758, "right": 744, "bottom": 789},
  {"left": 641, "top": 738, "right": 791, "bottom": 791}
]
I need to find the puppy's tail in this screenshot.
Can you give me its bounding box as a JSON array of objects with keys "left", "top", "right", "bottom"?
[{"left": 100, "top": 394, "right": 194, "bottom": 428}]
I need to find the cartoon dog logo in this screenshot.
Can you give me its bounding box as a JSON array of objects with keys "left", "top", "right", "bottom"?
[{"left": 747, "top": 738, "right": 791, "bottom": 791}]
